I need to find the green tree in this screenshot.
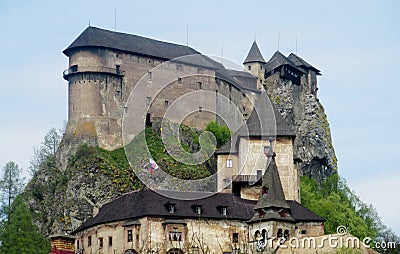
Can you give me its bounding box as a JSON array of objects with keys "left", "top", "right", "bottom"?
[
  {"left": 0, "top": 196, "right": 49, "bottom": 254},
  {"left": 205, "top": 121, "right": 231, "bottom": 148},
  {"left": 29, "top": 126, "right": 63, "bottom": 177},
  {"left": 0, "top": 162, "right": 24, "bottom": 221}
]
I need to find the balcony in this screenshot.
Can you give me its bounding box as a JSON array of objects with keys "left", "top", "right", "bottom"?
[
  {"left": 63, "top": 65, "right": 125, "bottom": 80},
  {"left": 232, "top": 174, "right": 261, "bottom": 183}
]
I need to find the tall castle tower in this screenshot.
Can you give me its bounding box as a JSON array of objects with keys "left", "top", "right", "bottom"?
[{"left": 243, "top": 41, "right": 266, "bottom": 90}]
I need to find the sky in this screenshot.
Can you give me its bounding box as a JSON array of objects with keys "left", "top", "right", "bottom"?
[{"left": 0, "top": 0, "right": 399, "bottom": 235}]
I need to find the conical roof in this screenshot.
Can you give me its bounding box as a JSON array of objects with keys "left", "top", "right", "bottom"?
[
  {"left": 254, "top": 154, "right": 290, "bottom": 210},
  {"left": 248, "top": 153, "right": 295, "bottom": 223},
  {"left": 243, "top": 41, "right": 266, "bottom": 64}
]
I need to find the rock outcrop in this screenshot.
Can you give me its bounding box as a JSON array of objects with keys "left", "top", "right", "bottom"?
[{"left": 266, "top": 73, "right": 337, "bottom": 182}]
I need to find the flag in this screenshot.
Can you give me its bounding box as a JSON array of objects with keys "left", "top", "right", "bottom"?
[{"left": 149, "top": 158, "right": 159, "bottom": 173}]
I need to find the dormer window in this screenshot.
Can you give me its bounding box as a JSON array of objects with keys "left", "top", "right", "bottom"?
[
  {"left": 167, "top": 203, "right": 176, "bottom": 214},
  {"left": 218, "top": 206, "right": 227, "bottom": 216},
  {"left": 192, "top": 205, "right": 202, "bottom": 215}
]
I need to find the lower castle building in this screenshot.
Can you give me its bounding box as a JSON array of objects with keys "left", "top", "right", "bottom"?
[{"left": 71, "top": 153, "right": 324, "bottom": 254}]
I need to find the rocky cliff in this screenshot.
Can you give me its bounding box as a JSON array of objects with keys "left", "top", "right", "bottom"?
[{"left": 266, "top": 73, "right": 337, "bottom": 182}]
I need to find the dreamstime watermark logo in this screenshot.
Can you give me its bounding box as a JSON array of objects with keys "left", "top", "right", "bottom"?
[
  {"left": 122, "top": 54, "right": 277, "bottom": 199},
  {"left": 260, "top": 226, "right": 397, "bottom": 250}
]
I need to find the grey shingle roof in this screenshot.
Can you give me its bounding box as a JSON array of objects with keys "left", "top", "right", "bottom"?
[
  {"left": 72, "top": 189, "right": 255, "bottom": 233},
  {"left": 248, "top": 154, "right": 295, "bottom": 223},
  {"left": 265, "top": 51, "right": 304, "bottom": 74},
  {"left": 286, "top": 200, "right": 325, "bottom": 222},
  {"left": 63, "top": 26, "right": 222, "bottom": 69},
  {"left": 71, "top": 188, "right": 323, "bottom": 233},
  {"left": 64, "top": 26, "right": 197, "bottom": 58},
  {"left": 226, "top": 69, "right": 256, "bottom": 79},
  {"left": 243, "top": 41, "right": 266, "bottom": 64},
  {"left": 254, "top": 154, "right": 291, "bottom": 210},
  {"left": 216, "top": 69, "right": 260, "bottom": 94},
  {"left": 288, "top": 53, "right": 321, "bottom": 75}
]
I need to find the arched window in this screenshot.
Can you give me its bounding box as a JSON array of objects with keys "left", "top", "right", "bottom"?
[
  {"left": 284, "top": 230, "right": 290, "bottom": 239},
  {"left": 262, "top": 229, "right": 267, "bottom": 240},
  {"left": 277, "top": 228, "right": 283, "bottom": 238},
  {"left": 254, "top": 230, "right": 261, "bottom": 240}
]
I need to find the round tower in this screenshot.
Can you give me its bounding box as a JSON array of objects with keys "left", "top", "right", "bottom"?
[{"left": 62, "top": 27, "right": 125, "bottom": 150}]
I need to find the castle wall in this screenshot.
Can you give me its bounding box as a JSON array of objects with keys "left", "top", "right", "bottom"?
[
  {"left": 66, "top": 47, "right": 245, "bottom": 149},
  {"left": 237, "top": 138, "right": 300, "bottom": 202},
  {"left": 294, "top": 222, "right": 325, "bottom": 238},
  {"left": 216, "top": 154, "right": 239, "bottom": 192},
  {"left": 75, "top": 217, "right": 248, "bottom": 254},
  {"left": 216, "top": 79, "right": 255, "bottom": 133}
]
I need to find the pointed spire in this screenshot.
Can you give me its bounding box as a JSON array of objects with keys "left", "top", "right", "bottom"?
[
  {"left": 243, "top": 41, "right": 266, "bottom": 64},
  {"left": 248, "top": 146, "right": 295, "bottom": 223},
  {"left": 254, "top": 153, "right": 290, "bottom": 211}
]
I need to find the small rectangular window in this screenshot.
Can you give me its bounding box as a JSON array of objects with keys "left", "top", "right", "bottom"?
[
  {"left": 116, "top": 65, "right": 120, "bottom": 75},
  {"left": 77, "top": 240, "right": 80, "bottom": 249},
  {"left": 178, "top": 77, "right": 182, "bottom": 83},
  {"left": 194, "top": 206, "right": 202, "bottom": 215},
  {"left": 197, "top": 82, "right": 202, "bottom": 89},
  {"left": 148, "top": 71, "right": 152, "bottom": 80},
  {"left": 226, "top": 159, "right": 233, "bottom": 168},
  {"left": 164, "top": 100, "right": 169, "bottom": 108},
  {"left": 199, "top": 106, "right": 203, "bottom": 112},
  {"left": 248, "top": 66, "right": 251, "bottom": 70},
  {"left": 232, "top": 233, "right": 239, "bottom": 243},
  {"left": 99, "top": 237, "right": 103, "bottom": 248},
  {"left": 168, "top": 204, "right": 176, "bottom": 213},
  {"left": 220, "top": 207, "right": 227, "bottom": 216},
  {"left": 109, "top": 236, "right": 112, "bottom": 246},
  {"left": 127, "top": 230, "right": 133, "bottom": 242},
  {"left": 88, "top": 236, "right": 92, "bottom": 247}
]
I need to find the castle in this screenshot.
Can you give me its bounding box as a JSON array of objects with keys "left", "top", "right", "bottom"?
[{"left": 59, "top": 26, "right": 328, "bottom": 253}]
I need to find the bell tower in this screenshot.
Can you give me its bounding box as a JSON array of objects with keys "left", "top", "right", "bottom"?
[{"left": 243, "top": 41, "right": 266, "bottom": 90}]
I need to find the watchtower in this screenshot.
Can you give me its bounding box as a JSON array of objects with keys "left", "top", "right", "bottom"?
[{"left": 243, "top": 41, "right": 266, "bottom": 90}]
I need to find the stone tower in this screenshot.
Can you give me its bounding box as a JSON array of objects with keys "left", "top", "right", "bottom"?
[{"left": 243, "top": 41, "right": 266, "bottom": 90}]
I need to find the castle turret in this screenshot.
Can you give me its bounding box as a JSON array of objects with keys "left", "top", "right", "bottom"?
[
  {"left": 247, "top": 150, "right": 295, "bottom": 252},
  {"left": 243, "top": 41, "right": 266, "bottom": 90}
]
